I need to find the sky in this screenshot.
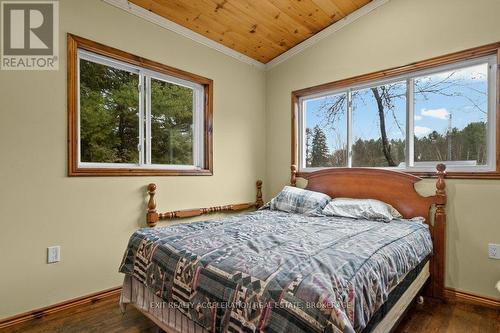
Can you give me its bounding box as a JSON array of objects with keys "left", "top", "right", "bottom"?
[{"left": 304, "top": 63, "right": 489, "bottom": 154}]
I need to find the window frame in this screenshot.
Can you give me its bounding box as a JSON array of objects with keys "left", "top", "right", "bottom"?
[
  {"left": 68, "top": 34, "right": 213, "bottom": 176},
  {"left": 292, "top": 42, "right": 500, "bottom": 179}
]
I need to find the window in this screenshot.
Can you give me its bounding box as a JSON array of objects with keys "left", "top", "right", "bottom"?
[
  {"left": 68, "top": 35, "right": 213, "bottom": 176},
  {"left": 351, "top": 81, "right": 407, "bottom": 168},
  {"left": 294, "top": 46, "right": 499, "bottom": 178},
  {"left": 412, "top": 64, "right": 490, "bottom": 169}
]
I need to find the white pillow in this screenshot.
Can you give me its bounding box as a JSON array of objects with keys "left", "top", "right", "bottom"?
[{"left": 322, "top": 198, "right": 402, "bottom": 222}]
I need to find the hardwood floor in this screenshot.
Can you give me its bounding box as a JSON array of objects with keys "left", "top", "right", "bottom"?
[
  {"left": 395, "top": 298, "right": 499, "bottom": 333},
  {"left": 0, "top": 296, "right": 156, "bottom": 333},
  {"left": 1, "top": 296, "right": 498, "bottom": 333}
]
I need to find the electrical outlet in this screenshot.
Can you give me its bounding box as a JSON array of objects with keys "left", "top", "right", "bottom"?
[
  {"left": 488, "top": 243, "right": 500, "bottom": 259},
  {"left": 47, "top": 246, "right": 61, "bottom": 263}
]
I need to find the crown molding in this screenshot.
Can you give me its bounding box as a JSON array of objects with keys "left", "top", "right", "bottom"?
[
  {"left": 102, "top": 0, "right": 266, "bottom": 70},
  {"left": 265, "top": 0, "right": 389, "bottom": 70},
  {"left": 103, "top": 0, "right": 389, "bottom": 71}
]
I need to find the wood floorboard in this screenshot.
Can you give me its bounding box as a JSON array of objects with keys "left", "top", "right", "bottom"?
[
  {"left": 394, "top": 298, "right": 500, "bottom": 333},
  {"left": 1, "top": 296, "right": 498, "bottom": 333}
]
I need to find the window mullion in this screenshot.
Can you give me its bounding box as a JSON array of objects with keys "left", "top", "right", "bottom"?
[
  {"left": 138, "top": 74, "right": 145, "bottom": 166},
  {"left": 299, "top": 98, "right": 306, "bottom": 169},
  {"left": 145, "top": 75, "right": 152, "bottom": 165},
  {"left": 347, "top": 89, "right": 353, "bottom": 168},
  {"left": 406, "top": 78, "right": 415, "bottom": 168}
]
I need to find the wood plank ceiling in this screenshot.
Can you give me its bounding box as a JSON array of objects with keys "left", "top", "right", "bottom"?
[{"left": 129, "top": 0, "right": 372, "bottom": 63}]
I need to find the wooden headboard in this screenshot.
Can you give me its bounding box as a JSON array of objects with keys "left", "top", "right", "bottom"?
[{"left": 291, "top": 164, "right": 447, "bottom": 299}]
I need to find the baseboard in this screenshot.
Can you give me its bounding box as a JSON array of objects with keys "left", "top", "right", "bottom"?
[
  {"left": 444, "top": 287, "right": 500, "bottom": 310},
  {"left": 1, "top": 285, "right": 497, "bottom": 329},
  {"left": 0, "top": 286, "right": 122, "bottom": 329}
]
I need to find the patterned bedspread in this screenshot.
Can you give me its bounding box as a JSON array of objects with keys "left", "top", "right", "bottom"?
[{"left": 119, "top": 210, "right": 432, "bottom": 333}]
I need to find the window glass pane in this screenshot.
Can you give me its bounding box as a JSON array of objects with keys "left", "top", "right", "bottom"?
[
  {"left": 352, "top": 82, "right": 407, "bottom": 167},
  {"left": 413, "top": 63, "right": 489, "bottom": 166},
  {"left": 150, "top": 78, "right": 194, "bottom": 165},
  {"left": 80, "top": 58, "right": 139, "bottom": 163},
  {"left": 304, "top": 93, "right": 348, "bottom": 167}
]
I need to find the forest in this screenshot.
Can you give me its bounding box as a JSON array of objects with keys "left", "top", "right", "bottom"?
[
  {"left": 79, "top": 58, "right": 194, "bottom": 165},
  {"left": 79, "top": 57, "right": 488, "bottom": 169},
  {"left": 306, "top": 122, "right": 487, "bottom": 168},
  {"left": 305, "top": 64, "right": 488, "bottom": 168}
]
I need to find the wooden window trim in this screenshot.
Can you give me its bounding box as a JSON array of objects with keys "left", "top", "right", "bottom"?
[
  {"left": 67, "top": 34, "right": 213, "bottom": 176},
  {"left": 292, "top": 42, "right": 500, "bottom": 180}
]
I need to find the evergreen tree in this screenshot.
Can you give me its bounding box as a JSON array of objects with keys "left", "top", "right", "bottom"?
[
  {"left": 310, "top": 125, "right": 330, "bottom": 167},
  {"left": 80, "top": 59, "right": 140, "bottom": 163},
  {"left": 414, "top": 122, "right": 486, "bottom": 164},
  {"left": 80, "top": 59, "right": 195, "bottom": 165},
  {"left": 150, "top": 79, "right": 194, "bottom": 165}
]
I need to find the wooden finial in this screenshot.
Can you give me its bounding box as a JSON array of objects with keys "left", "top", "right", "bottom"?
[
  {"left": 146, "top": 183, "right": 159, "bottom": 227},
  {"left": 290, "top": 165, "right": 297, "bottom": 187},
  {"left": 255, "top": 180, "right": 264, "bottom": 208},
  {"left": 435, "top": 163, "right": 446, "bottom": 199}
]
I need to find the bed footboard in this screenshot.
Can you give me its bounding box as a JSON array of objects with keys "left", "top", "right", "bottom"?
[{"left": 146, "top": 180, "right": 263, "bottom": 227}]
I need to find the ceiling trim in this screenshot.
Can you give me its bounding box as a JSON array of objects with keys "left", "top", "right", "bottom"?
[
  {"left": 265, "top": 0, "right": 390, "bottom": 70},
  {"left": 102, "top": 0, "right": 266, "bottom": 70},
  {"left": 103, "top": 0, "right": 389, "bottom": 71}
]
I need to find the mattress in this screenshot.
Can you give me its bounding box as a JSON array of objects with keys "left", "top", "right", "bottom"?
[
  {"left": 119, "top": 210, "right": 433, "bottom": 332},
  {"left": 363, "top": 258, "right": 429, "bottom": 332}
]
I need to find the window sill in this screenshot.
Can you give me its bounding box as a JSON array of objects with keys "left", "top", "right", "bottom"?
[
  {"left": 298, "top": 168, "right": 500, "bottom": 180},
  {"left": 410, "top": 170, "right": 500, "bottom": 180},
  {"left": 68, "top": 167, "right": 213, "bottom": 177}
]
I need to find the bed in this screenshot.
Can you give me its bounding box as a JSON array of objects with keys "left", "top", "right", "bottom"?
[{"left": 119, "top": 165, "right": 447, "bottom": 333}]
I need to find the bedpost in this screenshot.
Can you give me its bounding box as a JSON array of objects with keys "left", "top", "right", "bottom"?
[
  {"left": 256, "top": 180, "right": 264, "bottom": 208},
  {"left": 291, "top": 165, "right": 297, "bottom": 187},
  {"left": 432, "top": 163, "right": 447, "bottom": 299},
  {"left": 147, "top": 183, "right": 159, "bottom": 227}
]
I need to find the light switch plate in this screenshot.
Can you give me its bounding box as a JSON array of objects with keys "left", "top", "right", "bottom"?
[
  {"left": 47, "top": 246, "right": 60, "bottom": 263},
  {"left": 488, "top": 243, "right": 500, "bottom": 259}
]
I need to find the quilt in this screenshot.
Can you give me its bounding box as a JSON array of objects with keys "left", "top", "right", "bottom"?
[{"left": 119, "top": 210, "right": 432, "bottom": 333}]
